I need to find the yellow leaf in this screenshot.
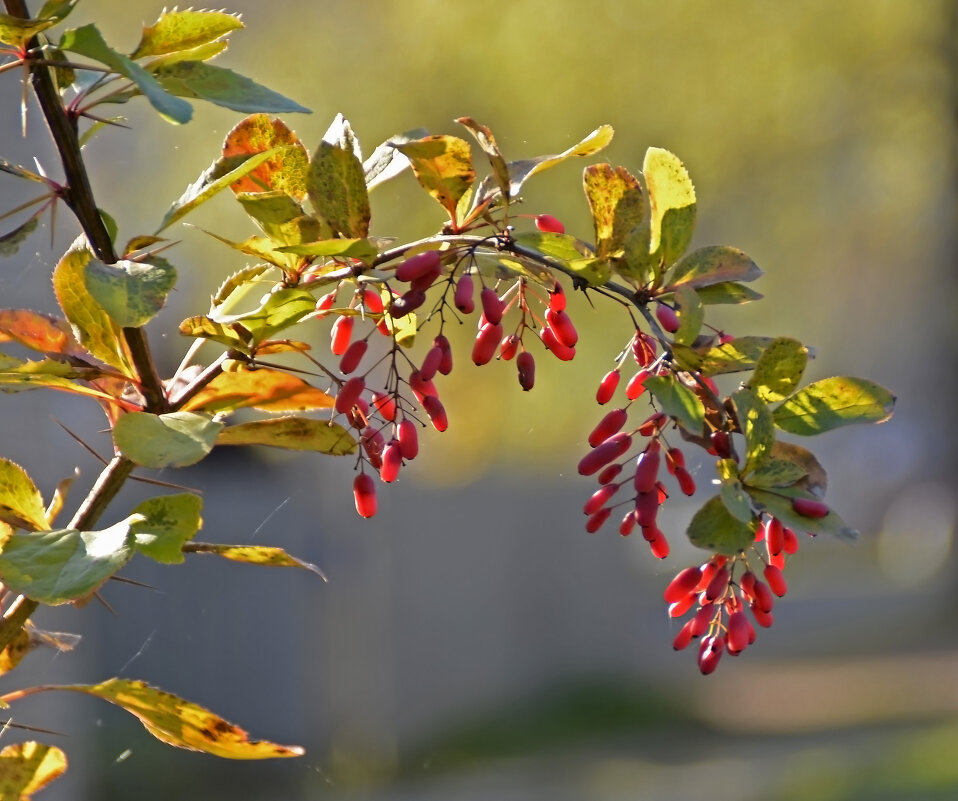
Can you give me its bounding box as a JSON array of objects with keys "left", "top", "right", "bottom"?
[
  {"left": 0, "top": 742, "right": 67, "bottom": 800},
  {"left": 180, "top": 366, "right": 333, "bottom": 413}
]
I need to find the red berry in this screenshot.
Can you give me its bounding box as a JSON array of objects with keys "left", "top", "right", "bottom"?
[
  {"left": 637, "top": 412, "right": 666, "bottom": 437},
  {"left": 646, "top": 528, "right": 670, "bottom": 559},
  {"left": 361, "top": 427, "right": 386, "bottom": 468},
  {"left": 588, "top": 408, "right": 628, "bottom": 448},
  {"left": 389, "top": 289, "right": 427, "bottom": 318},
  {"left": 634, "top": 491, "right": 659, "bottom": 528},
  {"left": 673, "top": 619, "right": 695, "bottom": 651},
  {"left": 516, "top": 350, "right": 535, "bottom": 391},
  {"left": 751, "top": 579, "right": 775, "bottom": 614},
  {"left": 380, "top": 440, "right": 402, "bottom": 483},
  {"left": 353, "top": 473, "right": 377, "bottom": 518},
  {"left": 764, "top": 564, "right": 788, "bottom": 596},
  {"left": 419, "top": 345, "right": 443, "bottom": 382},
  {"left": 540, "top": 325, "right": 576, "bottom": 360},
  {"left": 480, "top": 287, "right": 505, "bottom": 325},
  {"left": 665, "top": 447, "right": 685, "bottom": 474},
  {"left": 534, "top": 213, "right": 565, "bottom": 234},
  {"left": 408, "top": 369, "right": 438, "bottom": 401},
  {"left": 675, "top": 466, "right": 696, "bottom": 496},
  {"left": 597, "top": 463, "right": 623, "bottom": 485},
  {"left": 334, "top": 376, "right": 365, "bottom": 415},
  {"left": 545, "top": 307, "right": 578, "bottom": 348},
  {"left": 584, "top": 484, "right": 619, "bottom": 516},
  {"left": 768, "top": 549, "right": 786, "bottom": 570},
  {"left": 434, "top": 334, "right": 454, "bottom": 375},
  {"left": 764, "top": 516, "right": 785, "bottom": 556},
  {"left": 739, "top": 569, "right": 757, "bottom": 601},
  {"left": 749, "top": 601, "right": 774, "bottom": 628},
  {"left": 395, "top": 250, "right": 442, "bottom": 282},
  {"left": 705, "top": 565, "right": 731, "bottom": 602},
  {"left": 655, "top": 303, "right": 680, "bottom": 333},
  {"left": 726, "top": 611, "right": 751, "bottom": 654},
  {"left": 361, "top": 288, "right": 384, "bottom": 314},
  {"left": 422, "top": 394, "right": 448, "bottom": 431},
  {"left": 499, "top": 333, "right": 520, "bottom": 361},
  {"left": 397, "top": 418, "right": 419, "bottom": 460},
  {"left": 664, "top": 566, "right": 703, "bottom": 604},
  {"left": 339, "top": 339, "right": 368, "bottom": 374},
  {"left": 315, "top": 290, "right": 337, "bottom": 316},
  {"left": 710, "top": 430, "right": 732, "bottom": 458},
  {"left": 625, "top": 369, "right": 650, "bottom": 401},
  {"left": 698, "top": 634, "right": 725, "bottom": 674},
  {"left": 633, "top": 443, "right": 661, "bottom": 494},
  {"left": 618, "top": 511, "right": 637, "bottom": 537},
  {"left": 697, "top": 556, "right": 729, "bottom": 592},
  {"left": 371, "top": 391, "right": 396, "bottom": 422},
  {"left": 690, "top": 605, "right": 713, "bottom": 637},
  {"left": 596, "top": 370, "right": 620, "bottom": 404},
  {"left": 783, "top": 526, "right": 800, "bottom": 554},
  {"left": 585, "top": 507, "right": 612, "bottom": 533},
  {"left": 791, "top": 497, "right": 830, "bottom": 518},
  {"left": 473, "top": 321, "right": 504, "bottom": 365},
  {"left": 454, "top": 273, "right": 475, "bottom": 314},
  {"left": 577, "top": 432, "right": 633, "bottom": 476},
  {"left": 548, "top": 281, "right": 566, "bottom": 312},
  {"left": 330, "top": 315, "right": 353, "bottom": 355},
  {"left": 631, "top": 332, "right": 656, "bottom": 367},
  {"left": 668, "top": 592, "right": 698, "bottom": 618}
]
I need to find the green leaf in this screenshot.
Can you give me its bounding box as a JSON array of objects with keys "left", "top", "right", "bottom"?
[
  {"left": 156, "top": 147, "right": 290, "bottom": 233},
  {"left": 131, "top": 494, "right": 203, "bottom": 564},
  {"left": 773, "top": 376, "right": 896, "bottom": 435},
  {"left": 747, "top": 488, "right": 858, "bottom": 540},
  {"left": 0, "top": 12, "right": 59, "bottom": 48},
  {"left": 748, "top": 337, "right": 808, "bottom": 403},
  {"left": 686, "top": 495, "right": 756, "bottom": 555},
  {"left": 0, "top": 516, "right": 139, "bottom": 604},
  {"left": 60, "top": 25, "right": 193, "bottom": 124},
  {"left": 696, "top": 336, "right": 777, "bottom": 376},
  {"left": 0, "top": 742, "right": 67, "bottom": 799},
  {"left": 582, "top": 163, "right": 645, "bottom": 261},
  {"left": 113, "top": 412, "right": 223, "bottom": 468},
  {"left": 716, "top": 457, "right": 753, "bottom": 523},
  {"left": 83, "top": 256, "right": 177, "bottom": 328},
  {"left": 277, "top": 238, "right": 378, "bottom": 265},
  {"left": 235, "top": 191, "right": 320, "bottom": 246},
  {"left": 0, "top": 216, "right": 39, "bottom": 256},
  {"left": 0, "top": 458, "right": 48, "bottom": 531},
  {"left": 511, "top": 231, "right": 591, "bottom": 264},
  {"left": 456, "top": 116, "right": 510, "bottom": 200},
  {"left": 748, "top": 440, "right": 827, "bottom": 495},
  {"left": 183, "top": 542, "right": 325, "bottom": 578},
  {"left": 507, "top": 125, "right": 614, "bottom": 197},
  {"left": 153, "top": 61, "right": 310, "bottom": 114},
  {"left": 730, "top": 388, "right": 775, "bottom": 474},
  {"left": 216, "top": 416, "right": 356, "bottom": 454},
  {"left": 391, "top": 135, "right": 475, "bottom": 225},
  {"left": 742, "top": 457, "right": 808, "bottom": 490},
  {"left": 131, "top": 8, "right": 243, "bottom": 59},
  {"left": 46, "top": 679, "right": 304, "bottom": 758},
  {"left": 672, "top": 284, "right": 704, "bottom": 346},
  {"left": 665, "top": 245, "right": 762, "bottom": 290},
  {"left": 307, "top": 135, "right": 371, "bottom": 239},
  {"left": 643, "top": 147, "right": 696, "bottom": 269},
  {"left": 644, "top": 374, "right": 705, "bottom": 432},
  {"left": 202, "top": 230, "right": 300, "bottom": 272},
  {"left": 209, "top": 287, "right": 316, "bottom": 342},
  {"left": 221, "top": 114, "right": 309, "bottom": 200},
  {"left": 52, "top": 240, "right": 133, "bottom": 374},
  {"left": 695, "top": 281, "right": 763, "bottom": 305}
]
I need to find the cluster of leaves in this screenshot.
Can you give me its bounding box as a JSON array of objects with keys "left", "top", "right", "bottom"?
[{"left": 0, "top": 2, "right": 894, "bottom": 796}]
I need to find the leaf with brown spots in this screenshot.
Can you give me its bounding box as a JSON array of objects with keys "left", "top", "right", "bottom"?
[
  {"left": 390, "top": 135, "right": 475, "bottom": 225},
  {"left": 183, "top": 542, "right": 326, "bottom": 579},
  {"left": 0, "top": 742, "right": 67, "bottom": 799},
  {"left": 222, "top": 114, "right": 310, "bottom": 199}
]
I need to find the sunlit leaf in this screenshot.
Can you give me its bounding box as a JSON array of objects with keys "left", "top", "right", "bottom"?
[
  {"left": 202, "top": 230, "right": 299, "bottom": 272},
  {"left": 716, "top": 458, "right": 754, "bottom": 523},
  {"left": 696, "top": 336, "right": 777, "bottom": 376},
  {"left": 672, "top": 284, "right": 704, "bottom": 346},
  {"left": 184, "top": 542, "right": 325, "bottom": 578},
  {"left": 511, "top": 231, "right": 591, "bottom": 264},
  {"left": 221, "top": 114, "right": 309, "bottom": 199},
  {"left": 0, "top": 309, "right": 78, "bottom": 354},
  {"left": 215, "top": 416, "right": 355, "bottom": 453},
  {"left": 748, "top": 488, "right": 858, "bottom": 540},
  {"left": 582, "top": 163, "right": 645, "bottom": 261},
  {"left": 235, "top": 191, "right": 320, "bottom": 246},
  {"left": 748, "top": 336, "right": 808, "bottom": 403},
  {"left": 177, "top": 316, "right": 252, "bottom": 350},
  {"left": 686, "top": 495, "right": 756, "bottom": 555},
  {"left": 665, "top": 245, "right": 762, "bottom": 290},
  {"left": 0, "top": 216, "right": 39, "bottom": 257},
  {"left": 47, "top": 679, "right": 304, "bottom": 758},
  {"left": 52, "top": 240, "right": 133, "bottom": 374},
  {"left": 363, "top": 128, "right": 427, "bottom": 190},
  {"left": 0, "top": 516, "right": 139, "bottom": 605},
  {"left": 306, "top": 132, "right": 370, "bottom": 239},
  {"left": 113, "top": 412, "right": 222, "bottom": 468},
  {"left": 0, "top": 458, "right": 48, "bottom": 531},
  {"left": 456, "top": 116, "right": 510, "bottom": 199},
  {"left": 730, "top": 388, "right": 774, "bottom": 474},
  {"left": 643, "top": 146, "right": 696, "bottom": 270},
  {"left": 0, "top": 12, "right": 59, "bottom": 48},
  {"left": 131, "top": 8, "right": 242, "bottom": 59},
  {"left": 83, "top": 256, "right": 177, "bottom": 328},
  {"left": 0, "top": 627, "right": 30, "bottom": 677},
  {"left": 695, "top": 281, "right": 763, "bottom": 305},
  {"left": 156, "top": 147, "right": 290, "bottom": 233},
  {"left": 209, "top": 287, "right": 315, "bottom": 342},
  {"left": 0, "top": 742, "right": 67, "bottom": 799},
  {"left": 181, "top": 368, "right": 333, "bottom": 414},
  {"left": 0, "top": 357, "right": 122, "bottom": 405},
  {"left": 131, "top": 494, "right": 203, "bottom": 565},
  {"left": 277, "top": 237, "right": 378, "bottom": 265},
  {"left": 743, "top": 440, "right": 826, "bottom": 496},
  {"left": 154, "top": 61, "right": 310, "bottom": 115},
  {"left": 773, "top": 376, "right": 896, "bottom": 435},
  {"left": 210, "top": 263, "right": 273, "bottom": 309},
  {"left": 644, "top": 374, "right": 705, "bottom": 432},
  {"left": 390, "top": 135, "right": 475, "bottom": 224},
  {"left": 60, "top": 24, "right": 193, "bottom": 124},
  {"left": 507, "top": 124, "right": 614, "bottom": 197}
]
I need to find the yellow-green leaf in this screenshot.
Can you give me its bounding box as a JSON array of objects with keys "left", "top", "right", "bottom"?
[
  {"left": 113, "top": 412, "right": 222, "bottom": 468},
  {"left": 716, "top": 458, "right": 753, "bottom": 523},
  {"left": 672, "top": 284, "right": 704, "bottom": 346},
  {"left": 773, "top": 377, "right": 896, "bottom": 435},
  {"left": 215, "top": 416, "right": 355, "bottom": 454},
  {"left": 83, "top": 256, "right": 177, "bottom": 328},
  {"left": 507, "top": 124, "right": 614, "bottom": 197},
  {"left": 686, "top": 495, "right": 756, "bottom": 555},
  {"left": 184, "top": 542, "right": 326, "bottom": 578},
  {"left": 0, "top": 742, "right": 67, "bottom": 799},
  {"left": 0, "top": 457, "right": 48, "bottom": 531},
  {"left": 697, "top": 336, "right": 777, "bottom": 376},
  {"left": 181, "top": 368, "right": 333, "bottom": 414},
  {"left": 748, "top": 337, "right": 808, "bottom": 403},
  {"left": 665, "top": 245, "right": 762, "bottom": 290},
  {"left": 221, "top": 114, "right": 309, "bottom": 200},
  {"left": 131, "top": 8, "right": 243, "bottom": 59},
  {"left": 391, "top": 135, "right": 475, "bottom": 224},
  {"left": 643, "top": 146, "right": 696, "bottom": 270},
  {"left": 582, "top": 163, "right": 645, "bottom": 261},
  {"left": 0, "top": 13, "right": 59, "bottom": 48},
  {"left": 131, "top": 494, "right": 203, "bottom": 565},
  {"left": 644, "top": 374, "right": 705, "bottom": 433},
  {"left": 49, "top": 679, "right": 304, "bottom": 759},
  {"left": 730, "top": 388, "right": 774, "bottom": 474}
]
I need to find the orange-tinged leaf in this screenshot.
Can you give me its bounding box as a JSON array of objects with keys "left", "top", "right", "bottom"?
[
  {"left": 215, "top": 415, "right": 356, "bottom": 454},
  {"left": 222, "top": 114, "right": 309, "bottom": 200},
  {"left": 0, "top": 310, "right": 79, "bottom": 355},
  {"left": 0, "top": 741, "right": 67, "bottom": 799},
  {"left": 184, "top": 542, "right": 326, "bottom": 578},
  {"left": 583, "top": 163, "right": 645, "bottom": 261},
  {"left": 181, "top": 367, "right": 333, "bottom": 413},
  {"left": 50, "top": 679, "right": 304, "bottom": 759},
  {"left": 391, "top": 135, "right": 475, "bottom": 224}
]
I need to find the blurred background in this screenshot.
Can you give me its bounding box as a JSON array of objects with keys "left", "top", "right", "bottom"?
[{"left": 0, "top": 1, "right": 956, "bottom": 799}]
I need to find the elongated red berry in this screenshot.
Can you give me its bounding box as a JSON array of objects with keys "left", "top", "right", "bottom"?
[
  {"left": 764, "top": 564, "right": 788, "bottom": 596},
  {"left": 726, "top": 611, "right": 751, "bottom": 654},
  {"left": 584, "top": 484, "right": 619, "bottom": 516},
  {"left": 698, "top": 634, "right": 725, "bottom": 674},
  {"left": 675, "top": 466, "right": 696, "bottom": 496},
  {"left": 631, "top": 332, "right": 656, "bottom": 367},
  {"left": 361, "top": 288, "right": 384, "bottom": 314},
  {"left": 395, "top": 250, "right": 442, "bottom": 282},
  {"left": 665, "top": 447, "right": 685, "bottom": 474},
  {"left": 339, "top": 339, "right": 368, "bottom": 374},
  {"left": 389, "top": 289, "right": 427, "bottom": 318},
  {"left": 596, "top": 370, "right": 620, "bottom": 404},
  {"left": 664, "top": 566, "right": 703, "bottom": 604},
  {"left": 545, "top": 307, "right": 578, "bottom": 348},
  {"left": 419, "top": 345, "right": 443, "bottom": 382},
  {"left": 535, "top": 213, "right": 565, "bottom": 234},
  {"left": 619, "top": 511, "right": 637, "bottom": 536},
  {"left": 598, "top": 463, "right": 623, "bottom": 485},
  {"left": 353, "top": 473, "right": 377, "bottom": 518},
  {"left": 673, "top": 619, "right": 695, "bottom": 651},
  {"left": 783, "top": 526, "right": 800, "bottom": 554},
  {"left": 411, "top": 263, "right": 442, "bottom": 292},
  {"left": 705, "top": 565, "right": 731, "bottom": 602},
  {"left": 315, "top": 290, "right": 337, "bottom": 316},
  {"left": 397, "top": 418, "right": 419, "bottom": 460},
  {"left": 499, "top": 333, "right": 520, "bottom": 361},
  {"left": 473, "top": 321, "right": 504, "bottom": 365},
  {"left": 791, "top": 497, "right": 830, "bottom": 518},
  {"left": 361, "top": 427, "right": 385, "bottom": 468},
  {"left": 335, "top": 376, "right": 365, "bottom": 414},
  {"left": 690, "top": 605, "right": 713, "bottom": 637},
  {"left": 380, "top": 440, "right": 402, "bottom": 483},
  {"left": 517, "top": 350, "right": 535, "bottom": 391},
  {"left": 764, "top": 516, "right": 785, "bottom": 556},
  {"left": 668, "top": 591, "right": 697, "bottom": 618},
  {"left": 480, "top": 287, "right": 505, "bottom": 325},
  {"left": 645, "top": 527, "right": 670, "bottom": 558},
  {"left": 749, "top": 601, "right": 774, "bottom": 628},
  {"left": 435, "top": 333, "right": 453, "bottom": 375},
  {"left": 330, "top": 315, "right": 353, "bottom": 355},
  {"left": 655, "top": 303, "right": 680, "bottom": 333},
  {"left": 540, "top": 325, "right": 576, "bottom": 360},
  {"left": 588, "top": 408, "right": 628, "bottom": 447},
  {"left": 752, "top": 579, "right": 775, "bottom": 614},
  {"left": 710, "top": 430, "right": 732, "bottom": 458},
  {"left": 454, "top": 273, "right": 475, "bottom": 313},
  {"left": 408, "top": 369, "right": 438, "bottom": 402},
  {"left": 371, "top": 391, "right": 396, "bottom": 422},
  {"left": 548, "top": 281, "right": 566, "bottom": 312},
  {"left": 697, "top": 555, "right": 728, "bottom": 592},
  {"left": 637, "top": 412, "right": 666, "bottom": 437},
  {"left": 422, "top": 394, "right": 448, "bottom": 431},
  {"left": 585, "top": 507, "right": 612, "bottom": 533},
  {"left": 578, "top": 432, "right": 632, "bottom": 476},
  {"left": 634, "top": 444, "right": 661, "bottom": 494}
]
